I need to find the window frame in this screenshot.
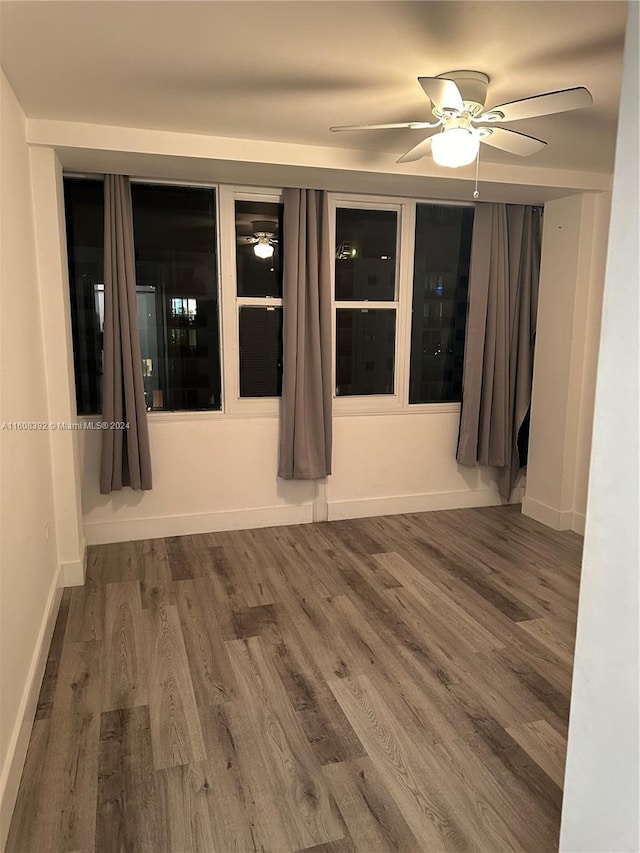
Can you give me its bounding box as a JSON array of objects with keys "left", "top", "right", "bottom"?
[
  {"left": 330, "top": 195, "right": 407, "bottom": 414},
  {"left": 218, "top": 185, "right": 284, "bottom": 417},
  {"left": 329, "top": 193, "right": 473, "bottom": 417}
]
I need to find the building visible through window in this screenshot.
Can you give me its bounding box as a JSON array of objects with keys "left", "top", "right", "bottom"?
[
  {"left": 409, "top": 204, "right": 474, "bottom": 404},
  {"left": 64, "top": 178, "right": 221, "bottom": 414}
]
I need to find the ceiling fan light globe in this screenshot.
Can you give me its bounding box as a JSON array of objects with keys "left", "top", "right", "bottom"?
[
  {"left": 254, "top": 239, "right": 274, "bottom": 259},
  {"left": 432, "top": 127, "right": 480, "bottom": 168}
]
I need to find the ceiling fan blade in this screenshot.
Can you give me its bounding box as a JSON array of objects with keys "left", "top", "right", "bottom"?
[
  {"left": 397, "top": 135, "right": 435, "bottom": 164},
  {"left": 330, "top": 121, "right": 438, "bottom": 132},
  {"left": 480, "top": 127, "right": 547, "bottom": 156},
  {"left": 418, "top": 77, "right": 464, "bottom": 113},
  {"left": 486, "top": 87, "right": 593, "bottom": 122}
]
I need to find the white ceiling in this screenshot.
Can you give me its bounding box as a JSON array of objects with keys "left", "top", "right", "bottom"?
[{"left": 0, "top": 0, "right": 628, "bottom": 174}]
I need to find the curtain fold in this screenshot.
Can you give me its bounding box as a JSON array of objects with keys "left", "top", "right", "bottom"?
[
  {"left": 100, "top": 175, "right": 152, "bottom": 493},
  {"left": 278, "top": 188, "right": 333, "bottom": 480},
  {"left": 457, "top": 202, "right": 541, "bottom": 500}
]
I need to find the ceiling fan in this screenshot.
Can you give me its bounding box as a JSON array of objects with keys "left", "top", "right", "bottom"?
[
  {"left": 330, "top": 71, "right": 593, "bottom": 168},
  {"left": 237, "top": 219, "right": 279, "bottom": 258}
]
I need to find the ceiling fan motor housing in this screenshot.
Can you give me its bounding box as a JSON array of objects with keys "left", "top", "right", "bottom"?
[{"left": 437, "top": 70, "right": 490, "bottom": 116}]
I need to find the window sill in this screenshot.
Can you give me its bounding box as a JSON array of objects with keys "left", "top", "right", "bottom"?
[{"left": 334, "top": 402, "right": 461, "bottom": 417}]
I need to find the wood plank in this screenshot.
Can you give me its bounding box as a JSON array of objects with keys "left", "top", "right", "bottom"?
[
  {"left": 328, "top": 674, "right": 471, "bottom": 850},
  {"left": 65, "top": 576, "right": 105, "bottom": 642},
  {"left": 166, "top": 535, "right": 201, "bottom": 581},
  {"left": 5, "top": 720, "right": 50, "bottom": 852},
  {"left": 102, "top": 580, "right": 148, "bottom": 711},
  {"left": 506, "top": 718, "right": 567, "bottom": 789},
  {"left": 323, "top": 757, "right": 423, "bottom": 852},
  {"left": 145, "top": 604, "right": 207, "bottom": 769},
  {"left": 174, "top": 577, "right": 237, "bottom": 706},
  {"left": 96, "top": 705, "right": 162, "bottom": 853},
  {"left": 374, "top": 551, "right": 506, "bottom": 652},
  {"left": 217, "top": 530, "right": 280, "bottom": 606},
  {"left": 195, "top": 544, "right": 250, "bottom": 640},
  {"left": 36, "top": 587, "right": 72, "bottom": 720},
  {"left": 29, "top": 641, "right": 102, "bottom": 853},
  {"left": 226, "top": 635, "right": 347, "bottom": 850},
  {"left": 158, "top": 703, "right": 259, "bottom": 853},
  {"left": 140, "top": 538, "right": 176, "bottom": 611},
  {"left": 517, "top": 616, "right": 576, "bottom": 665},
  {"left": 299, "top": 840, "right": 357, "bottom": 853},
  {"left": 434, "top": 733, "right": 562, "bottom": 853},
  {"left": 265, "top": 602, "right": 367, "bottom": 766}
]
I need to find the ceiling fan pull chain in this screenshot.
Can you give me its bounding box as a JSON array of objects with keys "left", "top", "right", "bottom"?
[{"left": 473, "top": 145, "right": 481, "bottom": 199}]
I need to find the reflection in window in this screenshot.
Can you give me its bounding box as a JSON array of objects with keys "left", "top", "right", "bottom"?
[
  {"left": 235, "top": 198, "right": 284, "bottom": 398},
  {"left": 235, "top": 200, "right": 283, "bottom": 298},
  {"left": 335, "top": 208, "right": 397, "bottom": 301}
]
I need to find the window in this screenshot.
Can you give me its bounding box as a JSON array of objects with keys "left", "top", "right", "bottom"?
[
  {"left": 334, "top": 206, "right": 399, "bottom": 397},
  {"left": 409, "top": 204, "right": 474, "bottom": 404},
  {"left": 65, "top": 180, "right": 473, "bottom": 419},
  {"left": 64, "top": 179, "right": 104, "bottom": 415},
  {"left": 64, "top": 178, "right": 221, "bottom": 415},
  {"left": 234, "top": 199, "right": 283, "bottom": 397}
]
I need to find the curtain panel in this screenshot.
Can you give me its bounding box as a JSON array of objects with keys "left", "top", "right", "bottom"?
[
  {"left": 100, "top": 174, "right": 152, "bottom": 493},
  {"left": 278, "top": 188, "right": 333, "bottom": 480},
  {"left": 457, "top": 202, "right": 542, "bottom": 500}
]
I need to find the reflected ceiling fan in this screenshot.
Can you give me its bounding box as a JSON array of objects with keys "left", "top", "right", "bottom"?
[
  {"left": 237, "top": 219, "right": 278, "bottom": 258},
  {"left": 330, "top": 71, "right": 593, "bottom": 168}
]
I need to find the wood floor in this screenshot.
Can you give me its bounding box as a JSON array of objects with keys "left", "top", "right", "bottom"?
[{"left": 7, "top": 505, "right": 582, "bottom": 853}]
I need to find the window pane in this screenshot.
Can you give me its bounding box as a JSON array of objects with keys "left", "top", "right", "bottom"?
[
  {"left": 64, "top": 178, "right": 105, "bottom": 415},
  {"left": 235, "top": 200, "right": 283, "bottom": 297},
  {"left": 131, "top": 183, "right": 221, "bottom": 412},
  {"left": 335, "top": 208, "right": 397, "bottom": 301},
  {"left": 336, "top": 309, "right": 395, "bottom": 396},
  {"left": 239, "top": 307, "right": 283, "bottom": 397},
  {"left": 409, "top": 204, "right": 473, "bottom": 403}
]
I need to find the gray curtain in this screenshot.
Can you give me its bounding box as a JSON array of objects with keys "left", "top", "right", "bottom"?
[
  {"left": 278, "top": 188, "right": 333, "bottom": 479},
  {"left": 457, "top": 202, "right": 542, "bottom": 500},
  {"left": 100, "top": 175, "right": 152, "bottom": 493}
]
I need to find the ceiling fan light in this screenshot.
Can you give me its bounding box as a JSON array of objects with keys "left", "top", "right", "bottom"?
[
  {"left": 254, "top": 237, "right": 274, "bottom": 259},
  {"left": 432, "top": 127, "right": 480, "bottom": 168}
]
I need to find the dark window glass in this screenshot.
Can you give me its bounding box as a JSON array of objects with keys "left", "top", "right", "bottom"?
[
  {"left": 64, "top": 178, "right": 105, "bottom": 415},
  {"left": 409, "top": 204, "right": 474, "bottom": 404},
  {"left": 64, "top": 178, "right": 221, "bottom": 414},
  {"left": 235, "top": 200, "right": 283, "bottom": 297},
  {"left": 335, "top": 208, "right": 397, "bottom": 301},
  {"left": 336, "top": 309, "right": 396, "bottom": 396},
  {"left": 132, "top": 183, "right": 220, "bottom": 412},
  {"left": 239, "top": 307, "right": 283, "bottom": 397}
]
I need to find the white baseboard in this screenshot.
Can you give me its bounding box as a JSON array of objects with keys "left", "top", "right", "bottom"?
[
  {"left": 327, "top": 487, "right": 506, "bottom": 522},
  {"left": 62, "top": 536, "right": 87, "bottom": 587},
  {"left": 84, "top": 503, "right": 315, "bottom": 545},
  {"left": 522, "top": 497, "right": 585, "bottom": 535},
  {"left": 0, "top": 563, "right": 63, "bottom": 850},
  {"left": 571, "top": 512, "right": 587, "bottom": 536}
]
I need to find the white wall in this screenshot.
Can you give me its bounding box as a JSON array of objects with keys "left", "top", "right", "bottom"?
[
  {"left": 328, "top": 412, "right": 500, "bottom": 519},
  {"left": 80, "top": 417, "right": 315, "bottom": 543},
  {"left": 80, "top": 410, "right": 505, "bottom": 545},
  {"left": 523, "top": 189, "right": 611, "bottom": 534},
  {"left": 0, "top": 70, "right": 61, "bottom": 846},
  {"left": 560, "top": 3, "right": 639, "bottom": 849}
]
